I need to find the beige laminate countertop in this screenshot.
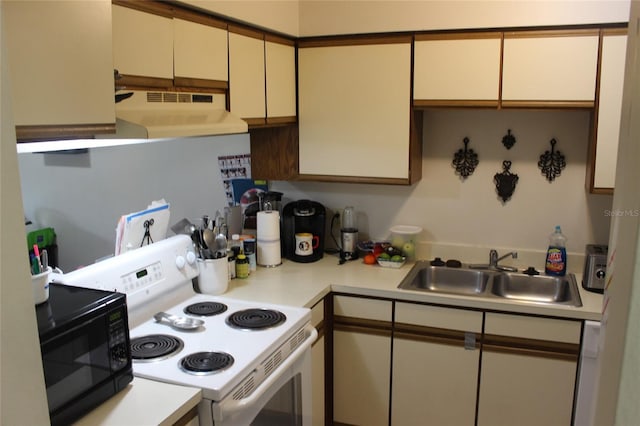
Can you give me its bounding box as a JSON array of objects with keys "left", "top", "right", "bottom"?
[
  {"left": 222, "top": 254, "right": 604, "bottom": 321},
  {"left": 73, "top": 377, "right": 201, "bottom": 426}
]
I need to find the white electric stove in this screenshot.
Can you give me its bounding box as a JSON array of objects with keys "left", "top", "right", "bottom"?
[{"left": 58, "top": 235, "right": 316, "bottom": 425}]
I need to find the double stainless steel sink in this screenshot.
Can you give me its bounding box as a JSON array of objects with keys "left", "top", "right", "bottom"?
[{"left": 398, "top": 261, "right": 582, "bottom": 307}]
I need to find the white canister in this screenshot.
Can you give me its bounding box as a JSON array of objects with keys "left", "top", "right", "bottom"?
[{"left": 197, "top": 257, "right": 229, "bottom": 295}]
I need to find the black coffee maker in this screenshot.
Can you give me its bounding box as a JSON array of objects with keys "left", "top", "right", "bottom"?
[{"left": 283, "top": 200, "right": 326, "bottom": 263}]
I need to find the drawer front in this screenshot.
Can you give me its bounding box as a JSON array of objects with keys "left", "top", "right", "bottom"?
[
  {"left": 485, "top": 312, "right": 581, "bottom": 343},
  {"left": 395, "top": 302, "right": 482, "bottom": 333}
]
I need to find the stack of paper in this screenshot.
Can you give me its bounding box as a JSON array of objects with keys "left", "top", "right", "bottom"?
[{"left": 115, "top": 200, "right": 170, "bottom": 255}]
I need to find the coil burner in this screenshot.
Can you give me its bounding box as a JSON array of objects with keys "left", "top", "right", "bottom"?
[
  {"left": 184, "top": 301, "right": 228, "bottom": 317},
  {"left": 130, "top": 334, "right": 184, "bottom": 362},
  {"left": 226, "top": 308, "right": 286, "bottom": 330},
  {"left": 179, "top": 351, "right": 234, "bottom": 375}
]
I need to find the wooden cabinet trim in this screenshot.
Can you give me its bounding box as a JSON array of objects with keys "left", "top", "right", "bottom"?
[
  {"left": 116, "top": 75, "right": 175, "bottom": 90},
  {"left": 228, "top": 24, "right": 265, "bottom": 41},
  {"left": 500, "top": 100, "right": 595, "bottom": 109},
  {"left": 296, "top": 174, "right": 413, "bottom": 185},
  {"left": 16, "top": 124, "right": 116, "bottom": 141},
  {"left": 504, "top": 28, "right": 600, "bottom": 39},
  {"left": 173, "top": 77, "right": 228, "bottom": 91},
  {"left": 394, "top": 323, "right": 480, "bottom": 349},
  {"left": 483, "top": 334, "right": 579, "bottom": 358},
  {"left": 414, "top": 100, "right": 501, "bottom": 108},
  {"left": 265, "top": 34, "right": 296, "bottom": 46},
  {"left": 299, "top": 34, "right": 412, "bottom": 49},
  {"left": 415, "top": 31, "right": 502, "bottom": 41},
  {"left": 112, "top": 0, "right": 174, "bottom": 19},
  {"left": 334, "top": 315, "right": 393, "bottom": 335},
  {"left": 602, "top": 27, "right": 628, "bottom": 37}
]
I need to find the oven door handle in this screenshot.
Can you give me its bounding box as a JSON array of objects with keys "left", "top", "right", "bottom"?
[{"left": 217, "top": 324, "right": 317, "bottom": 418}]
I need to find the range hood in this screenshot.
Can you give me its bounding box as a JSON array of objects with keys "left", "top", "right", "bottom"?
[{"left": 111, "top": 90, "right": 248, "bottom": 139}]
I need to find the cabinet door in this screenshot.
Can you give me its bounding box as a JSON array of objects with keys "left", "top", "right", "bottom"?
[
  {"left": 478, "top": 351, "right": 577, "bottom": 426},
  {"left": 112, "top": 5, "right": 173, "bottom": 80},
  {"left": 502, "top": 31, "right": 599, "bottom": 105},
  {"left": 229, "top": 28, "right": 266, "bottom": 124},
  {"left": 298, "top": 39, "right": 412, "bottom": 181},
  {"left": 5, "top": 0, "right": 115, "bottom": 139},
  {"left": 414, "top": 33, "right": 501, "bottom": 106},
  {"left": 591, "top": 31, "right": 627, "bottom": 192},
  {"left": 174, "top": 18, "right": 228, "bottom": 84},
  {"left": 392, "top": 303, "right": 482, "bottom": 426},
  {"left": 265, "top": 39, "right": 297, "bottom": 122},
  {"left": 477, "top": 313, "right": 581, "bottom": 426},
  {"left": 333, "top": 296, "right": 392, "bottom": 426}
]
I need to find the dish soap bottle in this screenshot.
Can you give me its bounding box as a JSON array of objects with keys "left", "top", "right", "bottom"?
[{"left": 545, "top": 226, "right": 567, "bottom": 276}]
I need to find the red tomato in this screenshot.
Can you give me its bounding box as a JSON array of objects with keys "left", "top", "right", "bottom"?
[{"left": 363, "top": 254, "right": 377, "bottom": 265}]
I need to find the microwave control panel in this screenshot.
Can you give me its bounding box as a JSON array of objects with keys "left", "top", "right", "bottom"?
[{"left": 107, "top": 306, "right": 130, "bottom": 371}]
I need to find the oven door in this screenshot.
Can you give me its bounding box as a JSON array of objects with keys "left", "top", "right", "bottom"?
[{"left": 204, "top": 326, "right": 317, "bottom": 426}]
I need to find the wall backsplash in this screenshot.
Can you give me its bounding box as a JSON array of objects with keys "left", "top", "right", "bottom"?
[
  {"left": 271, "top": 109, "right": 613, "bottom": 263},
  {"left": 18, "top": 134, "right": 251, "bottom": 271},
  {"left": 18, "top": 109, "right": 613, "bottom": 271}
]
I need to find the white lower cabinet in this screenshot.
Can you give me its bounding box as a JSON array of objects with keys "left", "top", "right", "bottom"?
[
  {"left": 391, "top": 303, "right": 482, "bottom": 426},
  {"left": 333, "top": 296, "right": 392, "bottom": 426},
  {"left": 476, "top": 313, "right": 581, "bottom": 426}
]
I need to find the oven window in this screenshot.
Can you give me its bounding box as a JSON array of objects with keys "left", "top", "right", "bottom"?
[
  {"left": 251, "top": 373, "right": 302, "bottom": 426},
  {"left": 41, "top": 316, "right": 112, "bottom": 412}
]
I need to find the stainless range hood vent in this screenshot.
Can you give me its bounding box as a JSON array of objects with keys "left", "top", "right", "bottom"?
[{"left": 108, "top": 90, "right": 248, "bottom": 139}]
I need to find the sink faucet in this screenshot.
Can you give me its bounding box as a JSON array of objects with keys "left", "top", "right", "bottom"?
[{"left": 489, "top": 249, "right": 518, "bottom": 272}]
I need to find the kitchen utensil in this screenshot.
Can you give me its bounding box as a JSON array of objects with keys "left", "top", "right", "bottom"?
[
  {"left": 171, "top": 218, "right": 193, "bottom": 235},
  {"left": 154, "top": 312, "right": 204, "bottom": 330},
  {"left": 215, "top": 232, "right": 228, "bottom": 258},
  {"left": 203, "top": 228, "right": 216, "bottom": 252}
]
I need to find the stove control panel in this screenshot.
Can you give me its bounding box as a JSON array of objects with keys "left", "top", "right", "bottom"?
[{"left": 57, "top": 235, "right": 199, "bottom": 306}]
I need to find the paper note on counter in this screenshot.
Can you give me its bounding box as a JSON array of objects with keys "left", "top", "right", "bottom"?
[{"left": 115, "top": 200, "right": 170, "bottom": 255}]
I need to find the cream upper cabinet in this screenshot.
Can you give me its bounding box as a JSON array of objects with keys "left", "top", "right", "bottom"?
[
  {"left": 298, "top": 39, "right": 415, "bottom": 182},
  {"left": 590, "top": 30, "right": 627, "bottom": 192},
  {"left": 477, "top": 313, "right": 581, "bottom": 426},
  {"left": 229, "top": 28, "right": 266, "bottom": 124},
  {"left": 392, "top": 303, "right": 482, "bottom": 425},
  {"left": 174, "top": 18, "right": 228, "bottom": 83},
  {"left": 502, "top": 31, "right": 599, "bottom": 104},
  {"left": 5, "top": 0, "right": 115, "bottom": 140},
  {"left": 112, "top": 5, "right": 173, "bottom": 80},
  {"left": 413, "top": 33, "right": 501, "bottom": 106},
  {"left": 265, "top": 39, "right": 297, "bottom": 121}
]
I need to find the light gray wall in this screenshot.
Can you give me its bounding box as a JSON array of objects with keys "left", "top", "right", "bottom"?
[
  {"left": 18, "top": 134, "right": 250, "bottom": 271},
  {"left": 272, "top": 109, "right": 612, "bottom": 257}
]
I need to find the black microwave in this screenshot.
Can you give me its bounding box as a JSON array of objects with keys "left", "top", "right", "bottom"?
[{"left": 36, "top": 283, "right": 133, "bottom": 426}]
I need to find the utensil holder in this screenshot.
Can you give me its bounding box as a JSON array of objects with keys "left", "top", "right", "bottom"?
[
  {"left": 196, "top": 258, "right": 228, "bottom": 295},
  {"left": 32, "top": 266, "right": 51, "bottom": 305}
]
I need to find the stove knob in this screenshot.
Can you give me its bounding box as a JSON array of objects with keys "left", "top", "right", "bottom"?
[
  {"left": 175, "top": 255, "right": 186, "bottom": 269},
  {"left": 186, "top": 251, "right": 196, "bottom": 265}
]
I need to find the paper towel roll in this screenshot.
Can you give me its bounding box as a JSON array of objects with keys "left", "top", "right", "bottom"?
[
  {"left": 257, "top": 239, "right": 282, "bottom": 267},
  {"left": 257, "top": 211, "right": 280, "bottom": 241}
]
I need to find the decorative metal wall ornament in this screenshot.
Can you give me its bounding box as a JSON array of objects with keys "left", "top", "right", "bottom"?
[
  {"left": 538, "top": 138, "right": 566, "bottom": 182},
  {"left": 452, "top": 137, "right": 479, "bottom": 179},
  {"left": 502, "top": 129, "right": 516, "bottom": 150},
  {"left": 494, "top": 161, "right": 519, "bottom": 203}
]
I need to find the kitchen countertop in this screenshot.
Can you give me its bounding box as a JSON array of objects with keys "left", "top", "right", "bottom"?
[
  {"left": 223, "top": 254, "right": 604, "bottom": 321},
  {"left": 73, "top": 377, "right": 201, "bottom": 426}
]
